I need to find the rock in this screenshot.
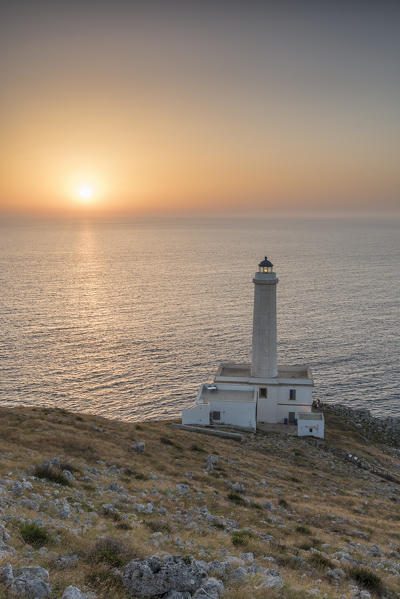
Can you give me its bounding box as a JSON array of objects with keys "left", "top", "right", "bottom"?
[
  {"left": 240, "top": 552, "right": 254, "bottom": 564},
  {"left": 231, "top": 566, "right": 247, "bottom": 582},
  {"left": 176, "top": 484, "right": 190, "bottom": 496},
  {"left": 62, "top": 470, "right": 75, "bottom": 482},
  {"left": 164, "top": 592, "right": 192, "bottom": 599},
  {"left": 193, "top": 577, "right": 224, "bottom": 599},
  {"left": 59, "top": 503, "right": 72, "bottom": 519},
  {"left": 11, "top": 566, "right": 51, "bottom": 598},
  {"left": 0, "top": 563, "right": 13, "bottom": 584},
  {"left": 263, "top": 501, "right": 274, "bottom": 511},
  {"left": 10, "top": 481, "right": 24, "bottom": 496},
  {"left": 205, "top": 561, "right": 232, "bottom": 581},
  {"left": 55, "top": 553, "right": 79, "bottom": 569},
  {"left": 62, "top": 586, "right": 87, "bottom": 599},
  {"left": 256, "top": 570, "right": 283, "bottom": 590},
  {"left": 232, "top": 482, "right": 244, "bottom": 493},
  {"left": 131, "top": 442, "right": 145, "bottom": 453},
  {"left": 352, "top": 591, "right": 371, "bottom": 599},
  {"left": 122, "top": 555, "right": 207, "bottom": 597},
  {"left": 109, "top": 481, "right": 125, "bottom": 492},
  {"left": 13, "top": 567, "right": 49, "bottom": 581},
  {"left": 205, "top": 455, "right": 218, "bottom": 472},
  {"left": 327, "top": 568, "right": 345, "bottom": 581},
  {"left": 0, "top": 523, "right": 10, "bottom": 542}
]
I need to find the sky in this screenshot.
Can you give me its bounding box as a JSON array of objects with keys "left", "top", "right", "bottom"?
[{"left": 1, "top": 2, "right": 399, "bottom": 216}]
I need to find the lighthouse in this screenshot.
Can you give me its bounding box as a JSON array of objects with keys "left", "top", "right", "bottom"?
[
  {"left": 182, "top": 256, "right": 319, "bottom": 435},
  {"left": 251, "top": 257, "right": 278, "bottom": 378}
]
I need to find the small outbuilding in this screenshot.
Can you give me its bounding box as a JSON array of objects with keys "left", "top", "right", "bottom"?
[{"left": 297, "top": 413, "right": 324, "bottom": 439}]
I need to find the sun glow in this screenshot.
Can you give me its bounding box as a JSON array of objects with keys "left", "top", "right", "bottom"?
[{"left": 77, "top": 184, "right": 94, "bottom": 203}]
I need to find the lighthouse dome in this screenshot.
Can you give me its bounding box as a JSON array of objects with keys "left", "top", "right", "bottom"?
[{"left": 258, "top": 256, "right": 273, "bottom": 273}]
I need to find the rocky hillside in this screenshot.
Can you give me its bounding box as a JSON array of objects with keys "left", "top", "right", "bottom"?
[{"left": 0, "top": 405, "right": 399, "bottom": 599}]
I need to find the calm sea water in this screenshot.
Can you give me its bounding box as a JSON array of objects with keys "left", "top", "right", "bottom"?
[{"left": 0, "top": 217, "right": 399, "bottom": 420}]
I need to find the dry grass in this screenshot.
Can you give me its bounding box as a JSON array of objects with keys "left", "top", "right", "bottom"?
[{"left": 0, "top": 406, "right": 398, "bottom": 598}]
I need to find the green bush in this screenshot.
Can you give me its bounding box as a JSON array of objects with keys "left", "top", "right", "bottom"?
[
  {"left": 190, "top": 444, "right": 205, "bottom": 453},
  {"left": 348, "top": 567, "right": 383, "bottom": 592},
  {"left": 231, "top": 530, "right": 255, "bottom": 546},
  {"left": 90, "top": 537, "right": 132, "bottom": 568},
  {"left": 307, "top": 553, "right": 333, "bottom": 570},
  {"left": 296, "top": 525, "right": 312, "bottom": 535},
  {"left": 20, "top": 522, "right": 50, "bottom": 547},
  {"left": 227, "top": 492, "right": 246, "bottom": 506},
  {"left": 33, "top": 464, "right": 72, "bottom": 486},
  {"left": 145, "top": 519, "right": 171, "bottom": 533}
]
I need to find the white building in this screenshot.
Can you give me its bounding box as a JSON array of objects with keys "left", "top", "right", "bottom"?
[{"left": 182, "top": 256, "right": 322, "bottom": 437}]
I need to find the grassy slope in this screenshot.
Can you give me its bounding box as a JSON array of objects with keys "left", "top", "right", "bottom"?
[{"left": 0, "top": 405, "right": 399, "bottom": 598}]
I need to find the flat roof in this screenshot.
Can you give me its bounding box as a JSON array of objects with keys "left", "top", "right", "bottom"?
[
  {"left": 199, "top": 386, "right": 256, "bottom": 403},
  {"left": 298, "top": 413, "right": 324, "bottom": 420},
  {"left": 217, "top": 362, "right": 312, "bottom": 381}
]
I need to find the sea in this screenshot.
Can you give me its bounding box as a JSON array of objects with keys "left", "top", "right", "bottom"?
[{"left": 0, "top": 216, "right": 399, "bottom": 421}]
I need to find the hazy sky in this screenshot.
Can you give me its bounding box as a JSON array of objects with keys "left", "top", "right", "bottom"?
[{"left": 1, "top": 2, "right": 399, "bottom": 216}]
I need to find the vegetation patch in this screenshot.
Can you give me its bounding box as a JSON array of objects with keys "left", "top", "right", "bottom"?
[
  {"left": 228, "top": 492, "right": 247, "bottom": 506},
  {"left": 295, "top": 525, "right": 312, "bottom": 535},
  {"left": 231, "top": 530, "right": 255, "bottom": 546},
  {"left": 278, "top": 498, "right": 289, "bottom": 509},
  {"left": 20, "top": 522, "right": 50, "bottom": 547},
  {"left": 348, "top": 567, "right": 383, "bottom": 593},
  {"left": 160, "top": 436, "right": 183, "bottom": 450},
  {"left": 89, "top": 537, "right": 136, "bottom": 568},
  {"left": 307, "top": 553, "right": 334, "bottom": 570},
  {"left": 33, "top": 463, "right": 72, "bottom": 486},
  {"left": 190, "top": 444, "right": 205, "bottom": 453},
  {"left": 145, "top": 519, "right": 171, "bottom": 533}
]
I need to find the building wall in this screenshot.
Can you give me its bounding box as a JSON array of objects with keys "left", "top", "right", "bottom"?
[
  {"left": 256, "top": 384, "right": 312, "bottom": 423},
  {"left": 182, "top": 404, "right": 210, "bottom": 426},
  {"left": 209, "top": 400, "right": 256, "bottom": 431},
  {"left": 257, "top": 386, "right": 279, "bottom": 422},
  {"left": 298, "top": 419, "right": 324, "bottom": 439}
]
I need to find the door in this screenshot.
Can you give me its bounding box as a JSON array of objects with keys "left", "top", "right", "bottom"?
[{"left": 288, "top": 412, "right": 296, "bottom": 425}]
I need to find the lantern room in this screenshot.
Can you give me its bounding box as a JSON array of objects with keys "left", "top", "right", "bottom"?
[{"left": 258, "top": 256, "right": 273, "bottom": 273}]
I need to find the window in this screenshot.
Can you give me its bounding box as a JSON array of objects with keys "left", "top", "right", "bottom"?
[
  {"left": 212, "top": 411, "right": 221, "bottom": 421},
  {"left": 309, "top": 428, "right": 313, "bottom": 433},
  {"left": 289, "top": 389, "right": 296, "bottom": 400},
  {"left": 259, "top": 387, "right": 267, "bottom": 398}
]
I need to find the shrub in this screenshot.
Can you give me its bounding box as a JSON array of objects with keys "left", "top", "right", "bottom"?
[
  {"left": 115, "top": 521, "right": 132, "bottom": 530},
  {"left": 190, "top": 444, "right": 205, "bottom": 453},
  {"left": 231, "top": 530, "right": 255, "bottom": 546},
  {"left": 145, "top": 519, "right": 171, "bottom": 533},
  {"left": 228, "top": 492, "right": 246, "bottom": 506},
  {"left": 90, "top": 537, "right": 133, "bottom": 568},
  {"left": 160, "top": 437, "right": 182, "bottom": 450},
  {"left": 278, "top": 498, "right": 289, "bottom": 509},
  {"left": 296, "top": 525, "right": 311, "bottom": 535},
  {"left": 348, "top": 567, "right": 383, "bottom": 592},
  {"left": 85, "top": 565, "right": 124, "bottom": 593},
  {"left": 33, "top": 464, "right": 72, "bottom": 486},
  {"left": 308, "top": 553, "right": 333, "bottom": 570},
  {"left": 20, "top": 522, "right": 50, "bottom": 547}
]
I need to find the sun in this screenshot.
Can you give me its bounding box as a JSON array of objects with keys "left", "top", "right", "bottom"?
[{"left": 77, "top": 184, "right": 94, "bottom": 202}]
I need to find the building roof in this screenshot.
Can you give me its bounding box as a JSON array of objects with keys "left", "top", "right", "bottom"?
[
  {"left": 216, "top": 362, "right": 313, "bottom": 382},
  {"left": 199, "top": 385, "right": 256, "bottom": 403},
  {"left": 259, "top": 256, "right": 273, "bottom": 267},
  {"left": 298, "top": 413, "right": 324, "bottom": 421}
]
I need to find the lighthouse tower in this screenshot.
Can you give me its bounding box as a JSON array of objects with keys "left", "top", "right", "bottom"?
[
  {"left": 251, "top": 257, "right": 278, "bottom": 378},
  {"left": 182, "top": 254, "right": 317, "bottom": 435}
]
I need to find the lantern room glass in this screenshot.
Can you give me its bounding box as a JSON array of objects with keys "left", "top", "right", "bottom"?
[{"left": 259, "top": 265, "right": 273, "bottom": 273}]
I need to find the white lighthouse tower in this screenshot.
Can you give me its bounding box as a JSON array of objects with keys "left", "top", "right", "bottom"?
[
  {"left": 251, "top": 257, "right": 278, "bottom": 378},
  {"left": 182, "top": 256, "right": 321, "bottom": 436}
]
